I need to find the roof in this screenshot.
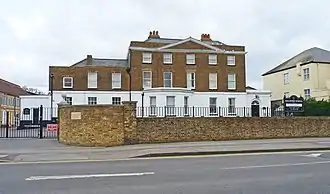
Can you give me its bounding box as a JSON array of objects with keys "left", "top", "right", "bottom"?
[
  {"left": 262, "top": 47, "right": 330, "bottom": 76},
  {"left": 246, "top": 86, "right": 257, "bottom": 90},
  {"left": 71, "top": 57, "right": 128, "bottom": 67},
  {"left": 0, "top": 78, "right": 29, "bottom": 97},
  {"left": 145, "top": 37, "right": 226, "bottom": 46}
]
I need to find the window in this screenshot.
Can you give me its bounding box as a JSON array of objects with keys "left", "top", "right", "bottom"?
[
  {"left": 209, "top": 54, "right": 217, "bottom": 65},
  {"left": 186, "top": 72, "right": 195, "bottom": 89},
  {"left": 112, "top": 73, "right": 121, "bottom": 89},
  {"left": 228, "top": 73, "right": 236, "bottom": 90},
  {"left": 142, "top": 52, "right": 152, "bottom": 63},
  {"left": 63, "top": 77, "right": 73, "bottom": 88},
  {"left": 164, "top": 72, "right": 172, "bottom": 88},
  {"left": 284, "top": 73, "right": 289, "bottom": 84},
  {"left": 304, "top": 89, "right": 311, "bottom": 99},
  {"left": 209, "top": 73, "right": 217, "bottom": 89},
  {"left": 163, "top": 53, "right": 172, "bottom": 64},
  {"left": 303, "top": 68, "right": 310, "bottom": 81},
  {"left": 112, "top": 97, "right": 121, "bottom": 105},
  {"left": 166, "top": 96, "right": 175, "bottom": 116},
  {"left": 209, "top": 97, "right": 217, "bottom": 115},
  {"left": 23, "top": 108, "right": 30, "bottom": 115},
  {"left": 143, "top": 71, "right": 152, "bottom": 89},
  {"left": 228, "top": 98, "right": 236, "bottom": 115},
  {"left": 87, "top": 72, "right": 98, "bottom": 88},
  {"left": 65, "top": 97, "right": 72, "bottom": 105},
  {"left": 149, "top": 96, "right": 156, "bottom": 116},
  {"left": 284, "top": 92, "right": 289, "bottom": 98},
  {"left": 184, "top": 96, "right": 189, "bottom": 115},
  {"left": 227, "top": 56, "right": 235, "bottom": 66},
  {"left": 186, "top": 54, "right": 195, "bottom": 65},
  {"left": 88, "top": 97, "right": 97, "bottom": 105}
]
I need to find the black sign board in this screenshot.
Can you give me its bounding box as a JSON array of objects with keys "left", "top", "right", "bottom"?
[{"left": 283, "top": 95, "right": 304, "bottom": 113}]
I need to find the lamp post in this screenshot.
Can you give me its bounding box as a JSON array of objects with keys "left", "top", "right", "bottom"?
[
  {"left": 126, "top": 67, "right": 132, "bottom": 102},
  {"left": 50, "top": 74, "right": 54, "bottom": 120},
  {"left": 141, "top": 92, "right": 145, "bottom": 117}
]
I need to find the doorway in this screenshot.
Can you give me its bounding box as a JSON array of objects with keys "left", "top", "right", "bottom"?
[
  {"left": 251, "top": 100, "right": 260, "bottom": 117},
  {"left": 32, "top": 108, "right": 39, "bottom": 124}
]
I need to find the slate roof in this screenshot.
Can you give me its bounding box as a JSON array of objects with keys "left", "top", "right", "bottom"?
[
  {"left": 0, "top": 78, "right": 29, "bottom": 97},
  {"left": 71, "top": 58, "right": 128, "bottom": 68},
  {"left": 262, "top": 47, "right": 330, "bottom": 76}
]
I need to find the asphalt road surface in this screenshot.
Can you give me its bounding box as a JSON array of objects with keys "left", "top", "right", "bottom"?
[{"left": 1, "top": 152, "right": 330, "bottom": 194}]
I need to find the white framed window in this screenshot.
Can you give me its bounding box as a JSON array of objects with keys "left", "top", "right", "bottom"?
[
  {"left": 163, "top": 53, "right": 172, "bottom": 64},
  {"left": 87, "top": 72, "right": 98, "bottom": 88},
  {"left": 88, "top": 97, "right": 97, "bottom": 105},
  {"left": 112, "top": 73, "right": 121, "bottom": 89},
  {"left": 209, "top": 73, "right": 217, "bottom": 89},
  {"left": 284, "top": 73, "right": 289, "bottom": 84},
  {"left": 209, "top": 54, "right": 217, "bottom": 65},
  {"left": 142, "top": 52, "right": 152, "bottom": 64},
  {"left": 184, "top": 96, "right": 189, "bottom": 116},
  {"left": 186, "top": 72, "right": 195, "bottom": 89},
  {"left": 186, "top": 54, "right": 195, "bottom": 65},
  {"left": 112, "top": 97, "right": 121, "bottom": 105},
  {"left": 303, "top": 68, "right": 310, "bottom": 81},
  {"left": 142, "top": 71, "right": 152, "bottom": 89},
  {"left": 166, "top": 96, "right": 175, "bottom": 116},
  {"left": 149, "top": 96, "right": 156, "bottom": 116},
  {"left": 304, "top": 89, "right": 311, "bottom": 99},
  {"left": 227, "top": 56, "right": 235, "bottom": 66},
  {"left": 65, "top": 97, "right": 72, "bottom": 105},
  {"left": 228, "top": 98, "right": 236, "bottom": 115},
  {"left": 164, "top": 72, "right": 172, "bottom": 88},
  {"left": 209, "top": 97, "right": 217, "bottom": 115},
  {"left": 62, "top": 77, "right": 73, "bottom": 88},
  {"left": 228, "top": 73, "right": 236, "bottom": 90}
]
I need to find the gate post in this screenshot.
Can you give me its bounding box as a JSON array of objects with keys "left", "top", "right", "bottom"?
[
  {"left": 5, "top": 111, "right": 9, "bottom": 138},
  {"left": 39, "top": 105, "right": 43, "bottom": 139}
]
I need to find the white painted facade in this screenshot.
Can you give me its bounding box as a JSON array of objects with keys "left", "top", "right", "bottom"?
[
  {"left": 20, "top": 88, "right": 271, "bottom": 118},
  {"left": 19, "top": 95, "right": 55, "bottom": 120}
]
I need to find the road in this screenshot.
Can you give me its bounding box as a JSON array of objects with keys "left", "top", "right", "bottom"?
[{"left": 1, "top": 152, "right": 330, "bottom": 193}]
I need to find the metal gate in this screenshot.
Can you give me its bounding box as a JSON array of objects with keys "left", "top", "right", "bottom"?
[{"left": 0, "top": 105, "right": 58, "bottom": 139}]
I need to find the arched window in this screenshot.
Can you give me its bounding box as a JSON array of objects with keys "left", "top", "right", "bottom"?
[{"left": 23, "top": 108, "right": 30, "bottom": 115}]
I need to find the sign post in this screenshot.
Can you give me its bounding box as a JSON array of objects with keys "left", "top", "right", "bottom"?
[{"left": 283, "top": 95, "right": 304, "bottom": 116}]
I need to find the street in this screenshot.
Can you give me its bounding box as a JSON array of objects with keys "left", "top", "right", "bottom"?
[{"left": 1, "top": 152, "right": 330, "bottom": 193}]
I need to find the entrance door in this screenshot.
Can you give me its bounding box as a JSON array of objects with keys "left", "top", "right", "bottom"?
[
  {"left": 32, "top": 108, "right": 39, "bottom": 124},
  {"left": 251, "top": 100, "right": 260, "bottom": 117}
]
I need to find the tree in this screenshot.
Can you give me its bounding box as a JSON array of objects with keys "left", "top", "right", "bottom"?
[
  {"left": 303, "top": 98, "right": 330, "bottom": 116},
  {"left": 21, "top": 85, "right": 45, "bottom": 95}
]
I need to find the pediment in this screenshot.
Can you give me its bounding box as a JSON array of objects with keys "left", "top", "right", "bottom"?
[{"left": 158, "top": 37, "right": 220, "bottom": 51}]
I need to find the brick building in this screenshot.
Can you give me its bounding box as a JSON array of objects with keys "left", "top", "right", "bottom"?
[
  {"left": 49, "top": 31, "right": 271, "bottom": 117},
  {"left": 0, "top": 78, "right": 29, "bottom": 126}
]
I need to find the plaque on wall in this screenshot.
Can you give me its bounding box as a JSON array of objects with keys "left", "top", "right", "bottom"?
[{"left": 71, "top": 112, "right": 82, "bottom": 120}]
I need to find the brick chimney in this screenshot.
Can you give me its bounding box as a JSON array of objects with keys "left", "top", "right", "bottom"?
[
  {"left": 201, "top": 33, "right": 211, "bottom": 41},
  {"left": 87, "top": 55, "right": 93, "bottom": 65},
  {"left": 148, "top": 30, "right": 160, "bottom": 39}
]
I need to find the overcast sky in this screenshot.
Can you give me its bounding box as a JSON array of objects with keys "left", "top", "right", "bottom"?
[{"left": 0, "top": 0, "right": 328, "bottom": 92}]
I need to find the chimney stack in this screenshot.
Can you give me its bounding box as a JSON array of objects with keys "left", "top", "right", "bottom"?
[
  {"left": 201, "top": 33, "right": 211, "bottom": 41},
  {"left": 87, "top": 55, "right": 93, "bottom": 65},
  {"left": 148, "top": 30, "right": 160, "bottom": 39}
]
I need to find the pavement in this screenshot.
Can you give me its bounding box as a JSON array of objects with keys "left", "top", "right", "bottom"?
[
  {"left": 1, "top": 137, "right": 330, "bottom": 162},
  {"left": 1, "top": 150, "right": 330, "bottom": 193}
]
